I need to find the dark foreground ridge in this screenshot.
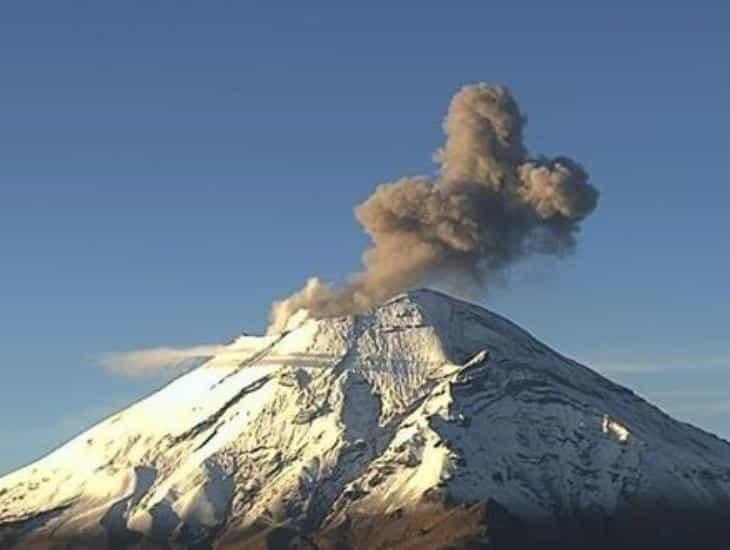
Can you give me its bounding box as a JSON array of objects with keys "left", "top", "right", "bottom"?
[{"left": 5, "top": 500, "right": 730, "bottom": 549}]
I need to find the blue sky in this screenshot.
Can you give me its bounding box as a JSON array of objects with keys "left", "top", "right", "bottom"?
[{"left": 1, "top": 2, "right": 729, "bottom": 474}]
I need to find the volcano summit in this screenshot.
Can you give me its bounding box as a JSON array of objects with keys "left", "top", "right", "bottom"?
[{"left": 1, "top": 290, "right": 729, "bottom": 549}]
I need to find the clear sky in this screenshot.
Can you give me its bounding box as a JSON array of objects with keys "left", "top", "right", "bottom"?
[{"left": 1, "top": 2, "right": 729, "bottom": 475}]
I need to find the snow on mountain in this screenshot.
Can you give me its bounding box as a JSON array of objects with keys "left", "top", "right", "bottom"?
[{"left": 2, "top": 289, "right": 730, "bottom": 548}]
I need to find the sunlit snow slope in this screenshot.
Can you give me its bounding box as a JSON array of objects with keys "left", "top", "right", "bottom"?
[{"left": 2, "top": 290, "right": 730, "bottom": 548}]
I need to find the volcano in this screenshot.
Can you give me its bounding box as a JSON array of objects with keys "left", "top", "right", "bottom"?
[{"left": 2, "top": 290, "right": 729, "bottom": 549}]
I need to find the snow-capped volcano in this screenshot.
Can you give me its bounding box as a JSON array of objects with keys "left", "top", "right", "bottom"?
[{"left": 2, "top": 290, "right": 730, "bottom": 549}]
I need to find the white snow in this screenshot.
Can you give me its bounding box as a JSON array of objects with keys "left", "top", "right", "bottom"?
[
  {"left": 602, "top": 414, "right": 631, "bottom": 442},
  {"left": 2, "top": 288, "right": 730, "bottom": 547}
]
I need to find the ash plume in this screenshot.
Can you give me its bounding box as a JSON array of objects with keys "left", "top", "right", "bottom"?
[
  {"left": 269, "top": 83, "right": 599, "bottom": 333},
  {"left": 99, "top": 345, "right": 226, "bottom": 376}
]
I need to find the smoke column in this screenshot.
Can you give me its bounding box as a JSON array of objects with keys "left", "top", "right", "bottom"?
[{"left": 269, "top": 83, "right": 599, "bottom": 332}]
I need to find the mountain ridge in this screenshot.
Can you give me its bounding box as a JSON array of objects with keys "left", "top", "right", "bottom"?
[{"left": 2, "top": 289, "right": 730, "bottom": 548}]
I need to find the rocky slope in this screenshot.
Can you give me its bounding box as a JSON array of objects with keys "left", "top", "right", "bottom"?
[{"left": 2, "top": 289, "right": 730, "bottom": 549}]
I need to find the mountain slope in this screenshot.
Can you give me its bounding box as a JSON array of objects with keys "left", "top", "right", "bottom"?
[{"left": 2, "top": 289, "right": 730, "bottom": 548}]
